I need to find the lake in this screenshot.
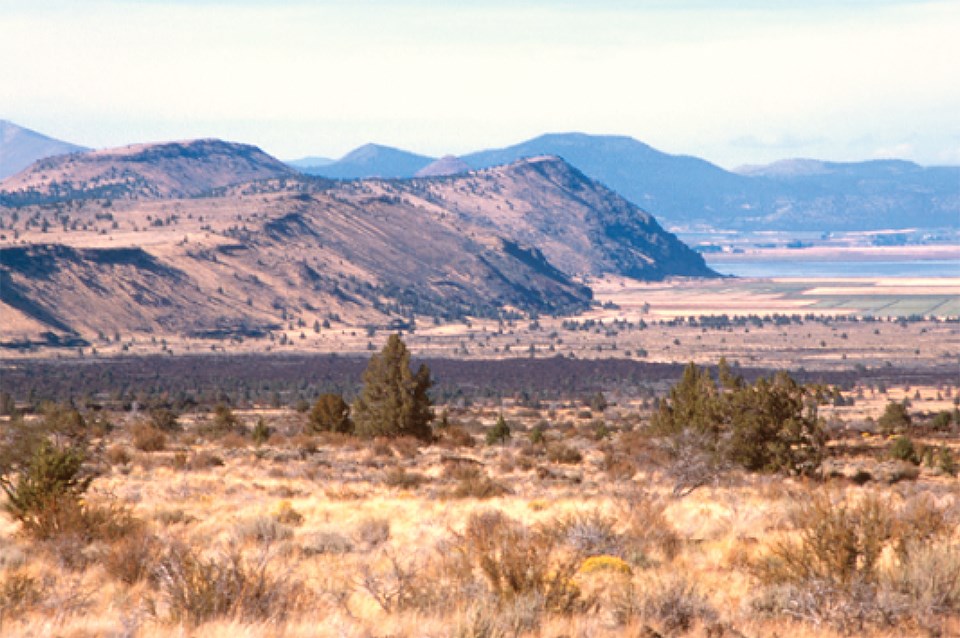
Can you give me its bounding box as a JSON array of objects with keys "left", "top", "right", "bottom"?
[{"left": 704, "top": 259, "right": 959, "bottom": 278}]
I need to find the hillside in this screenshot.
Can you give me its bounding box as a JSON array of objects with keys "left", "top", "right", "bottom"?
[
  {"left": 299, "top": 143, "right": 434, "bottom": 179},
  {"left": 0, "top": 139, "right": 296, "bottom": 205},
  {"left": 0, "top": 120, "right": 88, "bottom": 180},
  {"left": 0, "top": 141, "right": 713, "bottom": 348}
]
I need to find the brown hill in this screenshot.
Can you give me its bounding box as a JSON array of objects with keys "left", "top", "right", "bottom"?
[
  {"left": 0, "top": 139, "right": 295, "bottom": 204},
  {"left": 0, "top": 141, "right": 714, "bottom": 348}
]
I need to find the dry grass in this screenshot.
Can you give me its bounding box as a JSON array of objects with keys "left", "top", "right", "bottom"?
[{"left": 2, "top": 393, "right": 960, "bottom": 637}]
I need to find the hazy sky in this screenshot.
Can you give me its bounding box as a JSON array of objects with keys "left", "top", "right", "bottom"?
[{"left": 2, "top": 0, "right": 959, "bottom": 167}]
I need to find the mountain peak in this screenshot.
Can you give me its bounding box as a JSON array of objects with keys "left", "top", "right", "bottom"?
[
  {"left": 414, "top": 154, "right": 471, "bottom": 177},
  {"left": 0, "top": 120, "right": 88, "bottom": 179}
]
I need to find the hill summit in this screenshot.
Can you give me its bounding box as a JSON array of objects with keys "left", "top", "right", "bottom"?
[{"left": 0, "top": 139, "right": 295, "bottom": 204}]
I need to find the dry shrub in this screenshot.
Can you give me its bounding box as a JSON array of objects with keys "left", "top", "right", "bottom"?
[
  {"left": 21, "top": 493, "right": 140, "bottom": 544},
  {"left": 174, "top": 450, "right": 224, "bottom": 470},
  {"left": 750, "top": 491, "right": 958, "bottom": 633},
  {"left": 288, "top": 434, "right": 318, "bottom": 456},
  {"left": 439, "top": 425, "right": 476, "bottom": 449},
  {"left": 391, "top": 436, "right": 421, "bottom": 459},
  {"left": 272, "top": 500, "right": 303, "bottom": 526},
  {"left": 104, "top": 529, "right": 163, "bottom": 585},
  {"left": 219, "top": 432, "right": 249, "bottom": 449},
  {"left": 450, "top": 468, "right": 510, "bottom": 499},
  {"left": 315, "top": 431, "right": 361, "bottom": 449},
  {"left": 442, "top": 458, "right": 485, "bottom": 480},
  {"left": 747, "top": 579, "right": 905, "bottom": 634},
  {"left": 639, "top": 575, "right": 718, "bottom": 634},
  {"left": 552, "top": 509, "right": 623, "bottom": 557},
  {"left": 131, "top": 422, "right": 166, "bottom": 452},
  {"left": 0, "top": 570, "right": 42, "bottom": 619},
  {"left": 301, "top": 531, "right": 354, "bottom": 556},
  {"left": 105, "top": 444, "right": 131, "bottom": 466},
  {"left": 618, "top": 490, "right": 681, "bottom": 563},
  {"left": 354, "top": 517, "right": 391, "bottom": 548},
  {"left": 356, "top": 548, "right": 428, "bottom": 613},
  {"left": 383, "top": 467, "right": 426, "bottom": 489},
  {"left": 892, "top": 540, "right": 960, "bottom": 627},
  {"left": 760, "top": 492, "right": 896, "bottom": 587},
  {"left": 456, "top": 509, "right": 581, "bottom": 613},
  {"left": 150, "top": 542, "right": 305, "bottom": 624},
  {"left": 370, "top": 438, "right": 394, "bottom": 457},
  {"left": 602, "top": 448, "right": 638, "bottom": 481},
  {"left": 233, "top": 516, "right": 294, "bottom": 544},
  {"left": 546, "top": 442, "right": 582, "bottom": 465}
]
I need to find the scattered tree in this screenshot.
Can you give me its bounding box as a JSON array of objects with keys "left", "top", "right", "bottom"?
[{"left": 353, "top": 335, "right": 434, "bottom": 440}]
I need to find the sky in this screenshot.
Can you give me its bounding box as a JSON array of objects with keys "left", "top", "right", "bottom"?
[{"left": 1, "top": 0, "right": 959, "bottom": 168}]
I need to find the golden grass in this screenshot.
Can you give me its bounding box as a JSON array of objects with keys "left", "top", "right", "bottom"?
[{"left": 2, "top": 394, "right": 960, "bottom": 636}]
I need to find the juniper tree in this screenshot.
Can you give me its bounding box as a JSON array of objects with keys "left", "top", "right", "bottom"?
[
  {"left": 309, "top": 393, "right": 353, "bottom": 434},
  {"left": 353, "top": 335, "right": 434, "bottom": 440}
]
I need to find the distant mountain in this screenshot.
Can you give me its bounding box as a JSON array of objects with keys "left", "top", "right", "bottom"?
[
  {"left": 298, "top": 143, "right": 434, "bottom": 179},
  {"left": 732, "top": 158, "right": 960, "bottom": 230},
  {"left": 285, "top": 155, "right": 334, "bottom": 170},
  {"left": 414, "top": 155, "right": 471, "bottom": 177},
  {"left": 0, "top": 139, "right": 296, "bottom": 204},
  {"left": 0, "top": 120, "right": 88, "bottom": 179},
  {"left": 0, "top": 143, "right": 714, "bottom": 345},
  {"left": 462, "top": 133, "right": 960, "bottom": 230},
  {"left": 462, "top": 132, "right": 756, "bottom": 227}
]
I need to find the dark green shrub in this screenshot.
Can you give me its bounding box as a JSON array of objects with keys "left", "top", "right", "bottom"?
[
  {"left": 0, "top": 440, "right": 92, "bottom": 531},
  {"left": 149, "top": 408, "right": 181, "bottom": 432},
  {"left": 251, "top": 417, "right": 271, "bottom": 445},
  {"left": 485, "top": 415, "right": 511, "bottom": 446},
  {"left": 308, "top": 393, "right": 353, "bottom": 434},
  {"left": 878, "top": 402, "right": 911, "bottom": 435},
  {"left": 529, "top": 424, "right": 546, "bottom": 445},
  {"left": 889, "top": 436, "right": 919, "bottom": 465},
  {"left": 652, "top": 363, "right": 825, "bottom": 476}
]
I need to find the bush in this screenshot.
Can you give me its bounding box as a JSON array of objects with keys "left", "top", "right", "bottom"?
[
  {"left": 439, "top": 425, "right": 475, "bottom": 448},
  {"left": 889, "top": 436, "right": 919, "bottom": 464},
  {"left": 546, "top": 442, "right": 582, "bottom": 465},
  {"left": 131, "top": 422, "right": 167, "bottom": 452},
  {"left": 761, "top": 493, "right": 896, "bottom": 587},
  {"left": 451, "top": 470, "right": 511, "bottom": 499},
  {"left": 308, "top": 394, "right": 353, "bottom": 434},
  {"left": 457, "top": 510, "right": 581, "bottom": 612},
  {"left": 0, "top": 440, "right": 92, "bottom": 533},
  {"left": 251, "top": 417, "right": 271, "bottom": 445},
  {"left": 640, "top": 576, "right": 717, "bottom": 634},
  {"left": 652, "top": 363, "right": 826, "bottom": 476},
  {"left": 151, "top": 543, "right": 305, "bottom": 624},
  {"left": 383, "top": 467, "right": 426, "bottom": 490},
  {"left": 878, "top": 401, "right": 911, "bottom": 435},
  {"left": 149, "top": 408, "right": 180, "bottom": 432},
  {"left": 354, "top": 517, "right": 391, "bottom": 548},
  {"left": 104, "top": 530, "right": 162, "bottom": 585},
  {"left": 486, "top": 414, "right": 511, "bottom": 446}
]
